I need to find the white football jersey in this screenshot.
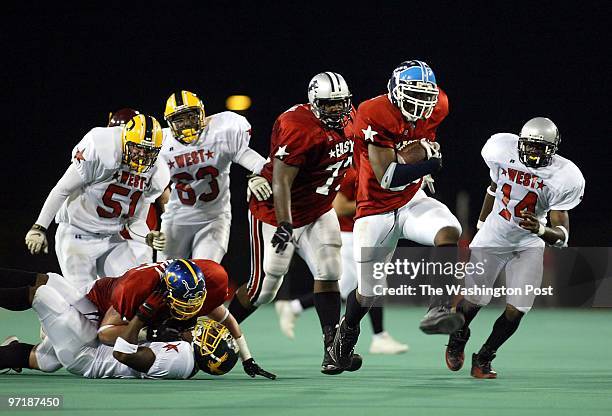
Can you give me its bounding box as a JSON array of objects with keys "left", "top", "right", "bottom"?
[
  {"left": 81, "top": 341, "right": 195, "bottom": 379},
  {"left": 160, "top": 111, "right": 254, "bottom": 225},
  {"left": 471, "top": 133, "right": 585, "bottom": 248},
  {"left": 55, "top": 127, "right": 170, "bottom": 234}
]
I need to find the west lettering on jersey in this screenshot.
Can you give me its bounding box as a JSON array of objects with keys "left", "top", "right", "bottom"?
[
  {"left": 502, "top": 168, "right": 545, "bottom": 190},
  {"left": 173, "top": 149, "right": 215, "bottom": 169},
  {"left": 118, "top": 171, "right": 150, "bottom": 190}
]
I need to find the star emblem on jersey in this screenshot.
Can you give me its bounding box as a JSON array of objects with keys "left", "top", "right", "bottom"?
[
  {"left": 329, "top": 149, "right": 337, "bottom": 158},
  {"left": 167, "top": 160, "right": 175, "bottom": 169},
  {"left": 537, "top": 180, "right": 546, "bottom": 189},
  {"left": 205, "top": 150, "right": 215, "bottom": 159},
  {"left": 112, "top": 171, "right": 120, "bottom": 181},
  {"left": 275, "top": 145, "right": 290, "bottom": 160},
  {"left": 501, "top": 168, "right": 507, "bottom": 176},
  {"left": 163, "top": 343, "right": 180, "bottom": 353},
  {"left": 74, "top": 148, "right": 86, "bottom": 163},
  {"left": 362, "top": 125, "right": 378, "bottom": 141}
]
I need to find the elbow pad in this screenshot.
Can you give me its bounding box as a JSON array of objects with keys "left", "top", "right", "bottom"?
[{"left": 380, "top": 159, "right": 442, "bottom": 191}]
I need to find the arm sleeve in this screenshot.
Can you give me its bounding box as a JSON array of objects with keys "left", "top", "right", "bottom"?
[
  {"left": 235, "top": 147, "right": 267, "bottom": 174},
  {"left": 34, "top": 164, "right": 85, "bottom": 228},
  {"left": 229, "top": 116, "right": 254, "bottom": 163}
]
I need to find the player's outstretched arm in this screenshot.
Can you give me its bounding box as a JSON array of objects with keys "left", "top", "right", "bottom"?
[
  {"left": 477, "top": 181, "right": 497, "bottom": 229},
  {"left": 25, "top": 165, "right": 85, "bottom": 255},
  {"left": 208, "top": 305, "right": 277, "bottom": 380}
]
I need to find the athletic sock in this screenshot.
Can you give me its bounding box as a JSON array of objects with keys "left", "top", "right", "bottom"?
[
  {"left": 0, "top": 287, "right": 31, "bottom": 311},
  {"left": 0, "top": 342, "right": 34, "bottom": 369},
  {"left": 298, "top": 292, "right": 315, "bottom": 311},
  {"left": 481, "top": 310, "right": 524, "bottom": 355},
  {"left": 344, "top": 289, "right": 370, "bottom": 329},
  {"left": 456, "top": 298, "right": 481, "bottom": 330},
  {"left": 0, "top": 269, "right": 37, "bottom": 288},
  {"left": 368, "top": 306, "right": 384, "bottom": 335},
  {"left": 313, "top": 291, "right": 340, "bottom": 333},
  {"left": 228, "top": 296, "right": 257, "bottom": 324},
  {"left": 427, "top": 244, "right": 457, "bottom": 309}
]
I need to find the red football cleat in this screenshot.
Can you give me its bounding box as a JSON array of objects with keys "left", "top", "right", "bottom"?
[
  {"left": 445, "top": 328, "right": 470, "bottom": 371},
  {"left": 470, "top": 352, "right": 497, "bottom": 379}
]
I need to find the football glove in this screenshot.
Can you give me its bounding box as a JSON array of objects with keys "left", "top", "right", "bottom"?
[
  {"left": 271, "top": 222, "right": 293, "bottom": 254},
  {"left": 419, "top": 139, "right": 441, "bottom": 159},
  {"left": 25, "top": 224, "right": 48, "bottom": 254},
  {"left": 136, "top": 287, "right": 168, "bottom": 324},
  {"left": 145, "top": 231, "right": 166, "bottom": 251},
  {"left": 242, "top": 358, "right": 277, "bottom": 380},
  {"left": 246, "top": 175, "right": 272, "bottom": 202}
]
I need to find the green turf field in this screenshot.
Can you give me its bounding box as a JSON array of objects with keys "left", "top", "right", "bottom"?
[{"left": 1, "top": 306, "right": 610, "bottom": 416}]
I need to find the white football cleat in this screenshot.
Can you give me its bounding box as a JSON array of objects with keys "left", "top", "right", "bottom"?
[
  {"left": 0, "top": 336, "right": 22, "bottom": 374},
  {"left": 274, "top": 301, "right": 297, "bottom": 339},
  {"left": 369, "top": 332, "right": 409, "bottom": 355}
]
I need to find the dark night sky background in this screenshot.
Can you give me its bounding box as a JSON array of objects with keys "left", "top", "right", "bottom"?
[{"left": 1, "top": 3, "right": 610, "bottom": 283}]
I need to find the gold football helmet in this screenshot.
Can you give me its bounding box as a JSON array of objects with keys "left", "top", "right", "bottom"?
[
  {"left": 164, "top": 90, "right": 206, "bottom": 144},
  {"left": 192, "top": 318, "right": 239, "bottom": 376},
  {"left": 121, "top": 114, "right": 163, "bottom": 174}
]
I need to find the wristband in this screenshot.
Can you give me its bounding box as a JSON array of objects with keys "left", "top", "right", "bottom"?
[
  {"left": 537, "top": 223, "right": 546, "bottom": 236},
  {"left": 138, "top": 328, "right": 148, "bottom": 343},
  {"left": 486, "top": 187, "right": 496, "bottom": 197},
  {"left": 218, "top": 308, "right": 230, "bottom": 324},
  {"left": 113, "top": 337, "right": 138, "bottom": 354},
  {"left": 235, "top": 335, "right": 252, "bottom": 361},
  {"left": 477, "top": 220, "right": 485, "bottom": 230},
  {"left": 31, "top": 224, "right": 47, "bottom": 232}
]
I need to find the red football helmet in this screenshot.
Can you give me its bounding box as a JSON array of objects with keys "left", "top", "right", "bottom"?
[{"left": 108, "top": 108, "right": 140, "bottom": 127}]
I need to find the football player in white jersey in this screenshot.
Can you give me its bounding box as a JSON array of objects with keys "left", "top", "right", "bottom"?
[
  {"left": 159, "top": 90, "right": 271, "bottom": 263},
  {"left": 444, "top": 117, "right": 585, "bottom": 379},
  {"left": 24, "top": 115, "right": 170, "bottom": 289},
  {"left": 107, "top": 108, "right": 170, "bottom": 265}
]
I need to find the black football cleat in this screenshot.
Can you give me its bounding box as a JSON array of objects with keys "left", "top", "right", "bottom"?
[
  {"left": 0, "top": 336, "right": 23, "bottom": 374},
  {"left": 471, "top": 351, "right": 497, "bottom": 379},
  {"left": 419, "top": 306, "right": 465, "bottom": 335},
  {"left": 445, "top": 327, "right": 470, "bottom": 371},
  {"left": 322, "top": 325, "right": 363, "bottom": 375},
  {"left": 330, "top": 317, "right": 361, "bottom": 370}
]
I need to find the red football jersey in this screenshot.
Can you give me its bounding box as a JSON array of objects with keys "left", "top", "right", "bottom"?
[
  {"left": 354, "top": 91, "right": 449, "bottom": 219},
  {"left": 86, "top": 259, "right": 229, "bottom": 321},
  {"left": 250, "top": 104, "right": 355, "bottom": 227},
  {"left": 337, "top": 167, "right": 357, "bottom": 232}
]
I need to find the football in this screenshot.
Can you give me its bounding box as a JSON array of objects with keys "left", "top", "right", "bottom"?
[{"left": 396, "top": 140, "right": 427, "bottom": 164}]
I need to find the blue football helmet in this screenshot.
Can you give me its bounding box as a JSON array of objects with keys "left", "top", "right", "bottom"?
[
  {"left": 387, "top": 60, "right": 439, "bottom": 122},
  {"left": 162, "top": 259, "right": 207, "bottom": 320}
]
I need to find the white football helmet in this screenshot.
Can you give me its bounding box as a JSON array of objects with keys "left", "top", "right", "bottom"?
[
  {"left": 518, "top": 117, "right": 561, "bottom": 168},
  {"left": 307, "top": 72, "right": 352, "bottom": 129}
]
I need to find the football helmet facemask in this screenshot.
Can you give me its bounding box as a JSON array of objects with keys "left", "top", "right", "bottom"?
[
  {"left": 308, "top": 72, "right": 352, "bottom": 130},
  {"left": 164, "top": 90, "right": 206, "bottom": 145},
  {"left": 388, "top": 60, "right": 439, "bottom": 122},
  {"left": 121, "top": 114, "right": 163, "bottom": 174},
  {"left": 162, "top": 259, "right": 207, "bottom": 320},
  {"left": 108, "top": 108, "right": 140, "bottom": 127},
  {"left": 518, "top": 117, "right": 560, "bottom": 168},
  {"left": 192, "top": 317, "right": 239, "bottom": 376}
]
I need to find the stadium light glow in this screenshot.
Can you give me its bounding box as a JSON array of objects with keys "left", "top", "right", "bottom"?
[{"left": 226, "top": 95, "right": 252, "bottom": 111}]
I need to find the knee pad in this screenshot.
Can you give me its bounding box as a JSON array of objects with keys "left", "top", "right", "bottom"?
[
  {"left": 32, "top": 285, "right": 70, "bottom": 321},
  {"left": 313, "top": 244, "right": 342, "bottom": 281},
  {"left": 45, "top": 273, "right": 97, "bottom": 317},
  {"left": 34, "top": 339, "right": 62, "bottom": 373},
  {"left": 252, "top": 274, "right": 284, "bottom": 307},
  {"left": 263, "top": 246, "right": 293, "bottom": 277}
]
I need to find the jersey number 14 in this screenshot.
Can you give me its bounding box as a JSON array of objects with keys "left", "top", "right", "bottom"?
[{"left": 499, "top": 183, "right": 538, "bottom": 221}]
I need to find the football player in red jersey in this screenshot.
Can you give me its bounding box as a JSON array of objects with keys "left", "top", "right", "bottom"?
[
  {"left": 228, "top": 72, "right": 361, "bottom": 374},
  {"left": 0, "top": 260, "right": 274, "bottom": 378},
  {"left": 330, "top": 60, "right": 465, "bottom": 370}
]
